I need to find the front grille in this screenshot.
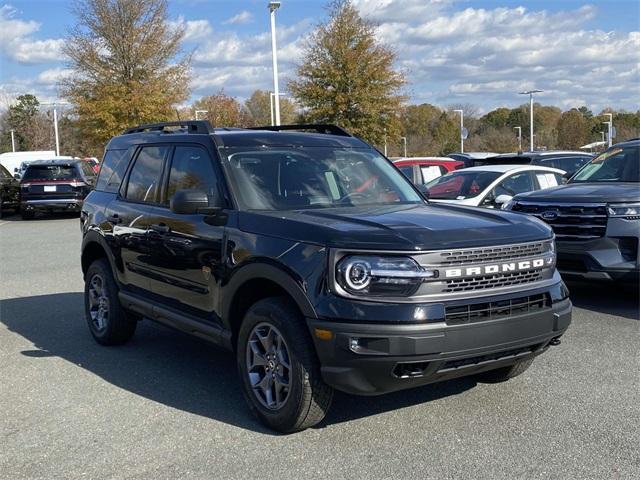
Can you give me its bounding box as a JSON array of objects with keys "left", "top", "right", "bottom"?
[
  {"left": 444, "top": 269, "right": 544, "bottom": 293},
  {"left": 512, "top": 202, "right": 607, "bottom": 241},
  {"left": 445, "top": 293, "right": 550, "bottom": 324},
  {"left": 439, "top": 241, "right": 548, "bottom": 265}
]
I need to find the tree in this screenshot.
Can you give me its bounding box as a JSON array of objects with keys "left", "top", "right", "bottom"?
[
  {"left": 61, "top": 0, "right": 191, "bottom": 154},
  {"left": 0, "top": 94, "right": 54, "bottom": 152},
  {"left": 557, "top": 109, "right": 588, "bottom": 149},
  {"left": 244, "top": 90, "right": 298, "bottom": 126},
  {"left": 193, "top": 91, "right": 252, "bottom": 128},
  {"left": 289, "top": 0, "right": 405, "bottom": 146}
]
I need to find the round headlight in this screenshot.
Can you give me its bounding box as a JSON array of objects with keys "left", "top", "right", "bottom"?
[{"left": 341, "top": 259, "right": 371, "bottom": 291}]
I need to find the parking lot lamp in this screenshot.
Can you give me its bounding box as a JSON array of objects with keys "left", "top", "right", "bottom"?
[
  {"left": 268, "top": 2, "right": 281, "bottom": 126},
  {"left": 519, "top": 90, "right": 543, "bottom": 152},
  {"left": 400, "top": 136, "right": 407, "bottom": 157},
  {"left": 604, "top": 113, "right": 613, "bottom": 147}
]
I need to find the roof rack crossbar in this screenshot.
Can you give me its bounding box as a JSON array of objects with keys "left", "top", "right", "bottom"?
[
  {"left": 248, "top": 124, "right": 352, "bottom": 137},
  {"left": 123, "top": 120, "right": 214, "bottom": 135}
]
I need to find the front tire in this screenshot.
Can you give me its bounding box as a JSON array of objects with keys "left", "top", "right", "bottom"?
[
  {"left": 237, "top": 297, "right": 333, "bottom": 433},
  {"left": 84, "top": 259, "right": 137, "bottom": 345}
]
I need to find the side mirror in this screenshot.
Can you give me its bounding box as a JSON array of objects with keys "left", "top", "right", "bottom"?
[
  {"left": 170, "top": 189, "right": 210, "bottom": 214},
  {"left": 494, "top": 194, "right": 513, "bottom": 205},
  {"left": 14, "top": 173, "right": 21, "bottom": 180},
  {"left": 563, "top": 171, "right": 573, "bottom": 180},
  {"left": 416, "top": 184, "right": 430, "bottom": 200}
]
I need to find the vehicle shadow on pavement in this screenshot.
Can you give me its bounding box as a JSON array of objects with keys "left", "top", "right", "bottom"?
[
  {"left": 566, "top": 280, "right": 639, "bottom": 321},
  {"left": 0, "top": 292, "right": 477, "bottom": 433}
]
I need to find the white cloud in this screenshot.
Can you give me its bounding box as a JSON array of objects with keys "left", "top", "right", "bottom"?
[
  {"left": 223, "top": 10, "right": 253, "bottom": 25},
  {"left": 36, "top": 67, "right": 73, "bottom": 85},
  {"left": 0, "top": 5, "right": 65, "bottom": 64},
  {"left": 167, "top": 16, "right": 213, "bottom": 42}
]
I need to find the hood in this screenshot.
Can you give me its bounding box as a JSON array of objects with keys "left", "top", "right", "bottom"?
[
  {"left": 238, "top": 203, "right": 552, "bottom": 251},
  {"left": 514, "top": 182, "right": 640, "bottom": 204}
]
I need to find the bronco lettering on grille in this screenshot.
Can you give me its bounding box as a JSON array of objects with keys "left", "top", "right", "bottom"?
[{"left": 443, "top": 258, "right": 546, "bottom": 278}]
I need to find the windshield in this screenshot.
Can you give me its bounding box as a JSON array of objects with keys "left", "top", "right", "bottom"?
[
  {"left": 22, "top": 165, "right": 78, "bottom": 181},
  {"left": 571, "top": 145, "right": 639, "bottom": 183},
  {"left": 219, "top": 147, "right": 422, "bottom": 210},
  {"left": 426, "top": 171, "right": 501, "bottom": 200}
]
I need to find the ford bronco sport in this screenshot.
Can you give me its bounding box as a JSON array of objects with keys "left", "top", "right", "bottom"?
[{"left": 81, "top": 121, "right": 572, "bottom": 432}]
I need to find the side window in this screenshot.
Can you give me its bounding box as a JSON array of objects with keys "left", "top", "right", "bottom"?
[
  {"left": 398, "top": 166, "right": 413, "bottom": 181},
  {"left": 79, "top": 162, "right": 95, "bottom": 178},
  {"left": 165, "top": 146, "right": 218, "bottom": 205},
  {"left": 125, "top": 146, "right": 168, "bottom": 203},
  {"left": 420, "top": 165, "right": 445, "bottom": 184},
  {"left": 495, "top": 172, "right": 534, "bottom": 196},
  {"left": 96, "top": 149, "right": 131, "bottom": 192}
]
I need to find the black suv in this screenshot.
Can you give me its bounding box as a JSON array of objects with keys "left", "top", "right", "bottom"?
[
  {"left": 20, "top": 159, "right": 96, "bottom": 220},
  {"left": 506, "top": 139, "right": 640, "bottom": 283},
  {"left": 81, "top": 121, "right": 572, "bottom": 432}
]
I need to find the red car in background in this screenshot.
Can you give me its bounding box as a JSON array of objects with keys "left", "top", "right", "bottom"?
[
  {"left": 81, "top": 157, "right": 100, "bottom": 174},
  {"left": 393, "top": 157, "right": 465, "bottom": 187}
]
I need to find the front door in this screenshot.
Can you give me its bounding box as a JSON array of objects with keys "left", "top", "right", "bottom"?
[{"left": 144, "top": 145, "right": 227, "bottom": 320}]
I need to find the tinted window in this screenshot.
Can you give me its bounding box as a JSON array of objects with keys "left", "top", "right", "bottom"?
[
  {"left": 96, "top": 149, "right": 131, "bottom": 192},
  {"left": 426, "top": 171, "right": 501, "bottom": 199},
  {"left": 165, "top": 146, "right": 218, "bottom": 205},
  {"left": 496, "top": 171, "right": 534, "bottom": 196},
  {"left": 0, "top": 164, "right": 11, "bottom": 179},
  {"left": 80, "top": 162, "right": 95, "bottom": 178},
  {"left": 125, "top": 146, "right": 167, "bottom": 203},
  {"left": 22, "top": 165, "right": 78, "bottom": 181},
  {"left": 539, "top": 156, "right": 590, "bottom": 173},
  {"left": 571, "top": 146, "right": 639, "bottom": 183},
  {"left": 398, "top": 166, "right": 413, "bottom": 180}
]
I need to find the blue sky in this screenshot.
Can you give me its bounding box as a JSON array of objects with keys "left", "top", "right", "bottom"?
[{"left": 1, "top": 0, "right": 639, "bottom": 114}]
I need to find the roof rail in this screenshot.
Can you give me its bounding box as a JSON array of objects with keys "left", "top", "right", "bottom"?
[
  {"left": 248, "top": 124, "right": 352, "bottom": 137},
  {"left": 123, "top": 120, "right": 214, "bottom": 135}
]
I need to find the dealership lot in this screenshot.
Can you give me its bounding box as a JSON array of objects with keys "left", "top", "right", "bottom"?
[{"left": 0, "top": 215, "right": 638, "bottom": 480}]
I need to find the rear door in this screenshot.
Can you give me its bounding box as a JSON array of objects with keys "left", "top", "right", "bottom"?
[
  {"left": 145, "top": 144, "right": 227, "bottom": 318},
  {"left": 104, "top": 145, "right": 169, "bottom": 295}
]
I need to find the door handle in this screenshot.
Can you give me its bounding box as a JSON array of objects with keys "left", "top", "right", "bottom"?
[
  {"left": 107, "top": 213, "right": 122, "bottom": 224},
  {"left": 149, "top": 223, "right": 170, "bottom": 234}
]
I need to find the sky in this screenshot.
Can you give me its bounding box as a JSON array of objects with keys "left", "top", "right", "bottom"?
[{"left": 0, "top": 0, "right": 639, "bottom": 114}]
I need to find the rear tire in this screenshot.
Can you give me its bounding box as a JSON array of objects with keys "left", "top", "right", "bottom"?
[
  {"left": 476, "top": 358, "right": 534, "bottom": 383},
  {"left": 21, "top": 210, "right": 35, "bottom": 220},
  {"left": 237, "top": 297, "right": 333, "bottom": 433},
  {"left": 84, "top": 259, "right": 137, "bottom": 345}
]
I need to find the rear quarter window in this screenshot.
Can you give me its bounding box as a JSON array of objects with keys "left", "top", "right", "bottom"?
[{"left": 96, "top": 149, "right": 132, "bottom": 192}]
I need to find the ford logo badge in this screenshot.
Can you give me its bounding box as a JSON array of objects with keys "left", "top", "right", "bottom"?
[{"left": 541, "top": 210, "right": 558, "bottom": 220}]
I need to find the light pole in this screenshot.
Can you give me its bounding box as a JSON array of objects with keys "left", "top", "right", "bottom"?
[
  {"left": 400, "top": 136, "right": 407, "bottom": 157},
  {"left": 519, "top": 89, "right": 543, "bottom": 152},
  {"left": 453, "top": 109, "right": 464, "bottom": 153},
  {"left": 269, "top": 92, "right": 286, "bottom": 126},
  {"left": 604, "top": 113, "right": 613, "bottom": 147},
  {"left": 603, "top": 122, "right": 611, "bottom": 148},
  {"left": 40, "top": 102, "right": 68, "bottom": 156},
  {"left": 10, "top": 129, "right": 15, "bottom": 152},
  {"left": 268, "top": 2, "right": 281, "bottom": 126},
  {"left": 195, "top": 110, "right": 208, "bottom": 120},
  {"left": 514, "top": 126, "right": 522, "bottom": 152}
]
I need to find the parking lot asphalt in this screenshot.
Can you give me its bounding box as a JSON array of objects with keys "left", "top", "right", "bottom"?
[{"left": 0, "top": 214, "right": 638, "bottom": 480}]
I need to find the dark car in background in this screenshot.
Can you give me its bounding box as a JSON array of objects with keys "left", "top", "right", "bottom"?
[
  {"left": 505, "top": 139, "right": 639, "bottom": 283},
  {"left": 479, "top": 151, "right": 594, "bottom": 177},
  {"left": 0, "top": 163, "right": 20, "bottom": 218},
  {"left": 446, "top": 152, "right": 498, "bottom": 168},
  {"left": 20, "top": 159, "right": 96, "bottom": 220}
]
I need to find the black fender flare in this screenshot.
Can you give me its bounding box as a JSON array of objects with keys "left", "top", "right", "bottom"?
[
  {"left": 221, "top": 261, "right": 318, "bottom": 325},
  {"left": 81, "top": 230, "right": 122, "bottom": 282}
]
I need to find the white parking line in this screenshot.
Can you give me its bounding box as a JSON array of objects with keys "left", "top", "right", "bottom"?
[{"left": 0, "top": 221, "right": 9, "bottom": 227}]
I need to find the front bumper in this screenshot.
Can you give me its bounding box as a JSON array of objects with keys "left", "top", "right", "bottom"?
[
  {"left": 307, "top": 291, "right": 571, "bottom": 396},
  {"left": 21, "top": 198, "right": 83, "bottom": 212},
  {"left": 556, "top": 234, "right": 639, "bottom": 283}
]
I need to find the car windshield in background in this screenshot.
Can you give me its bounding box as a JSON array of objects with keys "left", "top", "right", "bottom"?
[
  {"left": 426, "top": 171, "right": 502, "bottom": 199},
  {"left": 22, "top": 165, "right": 77, "bottom": 181},
  {"left": 220, "top": 147, "right": 422, "bottom": 210},
  {"left": 570, "top": 146, "right": 639, "bottom": 183}
]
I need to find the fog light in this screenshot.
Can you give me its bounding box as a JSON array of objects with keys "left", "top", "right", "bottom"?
[{"left": 349, "top": 338, "right": 361, "bottom": 352}]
